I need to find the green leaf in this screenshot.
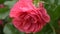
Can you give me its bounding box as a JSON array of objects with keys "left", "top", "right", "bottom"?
[
  {"left": 3, "top": 23, "right": 24, "bottom": 34},
  {"left": 36, "top": 24, "right": 56, "bottom": 34},
  {"left": 58, "top": 0, "right": 60, "bottom": 5},
  {"left": 0, "top": 7, "right": 9, "bottom": 19},
  {"left": 4, "top": 0, "right": 17, "bottom": 8},
  {"left": 42, "top": 0, "right": 60, "bottom": 22}
]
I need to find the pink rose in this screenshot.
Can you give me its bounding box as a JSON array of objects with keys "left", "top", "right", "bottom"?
[{"left": 9, "top": 0, "right": 50, "bottom": 34}]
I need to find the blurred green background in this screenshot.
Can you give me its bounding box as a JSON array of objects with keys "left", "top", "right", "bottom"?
[{"left": 0, "top": 0, "right": 60, "bottom": 34}]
